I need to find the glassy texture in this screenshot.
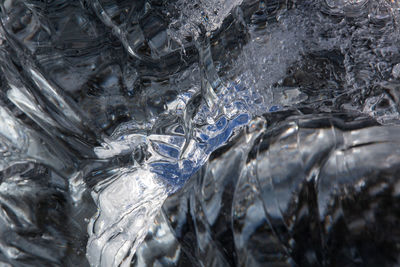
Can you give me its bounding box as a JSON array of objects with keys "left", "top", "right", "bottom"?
[
  {"left": 137, "top": 112, "right": 400, "bottom": 266},
  {"left": 0, "top": 0, "right": 400, "bottom": 266}
]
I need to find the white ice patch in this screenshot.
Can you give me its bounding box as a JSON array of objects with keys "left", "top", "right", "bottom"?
[{"left": 86, "top": 168, "right": 169, "bottom": 267}]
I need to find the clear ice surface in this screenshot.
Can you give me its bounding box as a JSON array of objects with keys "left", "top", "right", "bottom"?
[{"left": 1, "top": 0, "right": 400, "bottom": 266}]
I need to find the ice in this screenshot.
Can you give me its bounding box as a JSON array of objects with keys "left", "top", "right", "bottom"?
[
  {"left": 136, "top": 113, "right": 400, "bottom": 266},
  {"left": 392, "top": 63, "right": 400, "bottom": 79},
  {"left": 87, "top": 169, "right": 169, "bottom": 267},
  {"left": 1, "top": 0, "right": 400, "bottom": 266}
]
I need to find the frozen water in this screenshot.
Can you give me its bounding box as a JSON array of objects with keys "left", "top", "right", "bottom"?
[
  {"left": 140, "top": 112, "right": 400, "bottom": 266},
  {"left": 1, "top": 0, "right": 400, "bottom": 266}
]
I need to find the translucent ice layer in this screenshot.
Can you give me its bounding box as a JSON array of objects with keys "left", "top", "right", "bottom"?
[
  {"left": 0, "top": 0, "right": 400, "bottom": 266},
  {"left": 135, "top": 112, "right": 400, "bottom": 266}
]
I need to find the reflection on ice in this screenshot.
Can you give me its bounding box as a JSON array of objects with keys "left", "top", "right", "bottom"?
[{"left": 1, "top": 0, "right": 400, "bottom": 266}]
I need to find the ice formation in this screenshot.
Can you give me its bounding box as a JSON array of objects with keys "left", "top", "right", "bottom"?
[{"left": 0, "top": 0, "right": 400, "bottom": 266}]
